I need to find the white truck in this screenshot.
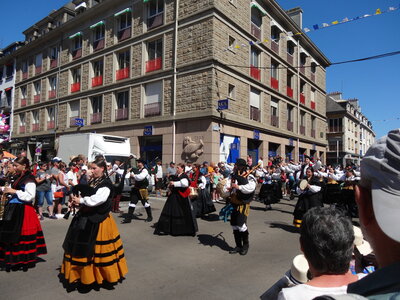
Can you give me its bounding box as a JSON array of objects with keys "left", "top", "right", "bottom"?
[{"left": 57, "top": 133, "right": 132, "bottom": 163}]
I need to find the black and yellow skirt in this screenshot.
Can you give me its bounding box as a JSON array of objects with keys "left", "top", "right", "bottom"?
[{"left": 61, "top": 214, "right": 128, "bottom": 285}]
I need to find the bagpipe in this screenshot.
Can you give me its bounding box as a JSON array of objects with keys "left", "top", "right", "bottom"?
[
  {"left": 0, "top": 178, "right": 9, "bottom": 220},
  {"left": 63, "top": 184, "right": 96, "bottom": 220}
]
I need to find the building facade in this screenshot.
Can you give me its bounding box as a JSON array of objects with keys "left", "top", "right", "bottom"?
[
  {"left": 326, "top": 92, "right": 375, "bottom": 166},
  {"left": 10, "top": 0, "right": 330, "bottom": 165}
]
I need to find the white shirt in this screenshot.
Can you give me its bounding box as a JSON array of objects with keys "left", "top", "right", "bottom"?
[
  {"left": 15, "top": 182, "right": 36, "bottom": 202},
  {"left": 81, "top": 187, "right": 110, "bottom": 207},
  {"left": 67, "top": 170, "right": 78, "bottom": 186},
  {"left": 156, "top": 165, "right": 163, "bottom": 178}
]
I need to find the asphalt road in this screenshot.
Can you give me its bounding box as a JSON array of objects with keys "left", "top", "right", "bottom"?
[{"left": 0, "top": 196, "right": 301, "bottom": 300}]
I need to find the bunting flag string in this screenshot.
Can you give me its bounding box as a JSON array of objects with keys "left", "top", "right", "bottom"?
[
  {"left": 223, "top": 5, "right": 399, "bottom": 52},
  {"left": 371, "top": 116, "right": 400, "bottom": 123}
]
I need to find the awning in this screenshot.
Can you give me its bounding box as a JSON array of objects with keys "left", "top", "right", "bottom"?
[
  {"left": 2, "top": 151, "right": 16, "bottom": 159},
  {"left": 75, "top": 2, "right": 87, "bottom": 10},
  {"left": 4, "top": 87, "right": 12, "bottom": 92},
  {"left": 114, "top": 7, "right": 131, "bottom": 17},
  {"left": 90, "top": 20, "right": 105, "bottom": 29},
  {"left": 270, "top": 20, "right": 284, "bottom": 33},
  {"left": 250, "top": 1, "right": 267, "bottom": 16},
  {"left": 68, "top": 32, "right": 82, "bottom": 39}
]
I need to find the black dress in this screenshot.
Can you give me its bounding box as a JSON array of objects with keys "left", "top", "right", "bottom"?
[
  {"left": 154, "top": 174, "right": 198, "bottom": 236},
  {"left": 192, "top": 175, "right": 215, "bottom": 217}
]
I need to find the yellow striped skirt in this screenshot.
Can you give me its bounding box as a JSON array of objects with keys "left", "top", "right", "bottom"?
[{"left": 61, "top": 214, "right": 128, "bottom": 285}]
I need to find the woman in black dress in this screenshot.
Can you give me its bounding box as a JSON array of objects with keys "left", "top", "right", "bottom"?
[{"left": 154, "top": 163, "right": 198, "bottom": 236}]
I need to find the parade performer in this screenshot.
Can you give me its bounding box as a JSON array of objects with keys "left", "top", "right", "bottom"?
[
  {"left": 228, "top": 158, "right": 256, "bottom": 255},
  {"left": 293, "top": 167, "right": 322, "bottom": 228},
  {"left": 122, "top": 159, "right": 152, "bottom": 223},
  {"left": 0, "top": 157, "right": 47, "bottom": 271},
  {"left": 154, "top": 163, "right": 198, "bottom": 236},
  {"left": 61, "top": 157, "right": 128, "bottom": 286},
  {"left": 190, "top": 164, "right": 215, "bottom": 218},
  {"left": 259, "top": 165, "right": 282, "bottom": 211}
]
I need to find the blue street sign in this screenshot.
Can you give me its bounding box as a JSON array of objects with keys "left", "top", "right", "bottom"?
[
  {"left": 289, "top": 138, "right": 294, "bottom": 146},
  {"left": 75, "top": 118, "right": 84, "bottom": 127},
  {"left": 144, "top": 125, "right": 153, "bottom": 136},
  {"left": 217, "top": 99, "right": 229, "bottom": 110},
  {"left": 253, "top": 130, "right": 260, "bottom": 140}
]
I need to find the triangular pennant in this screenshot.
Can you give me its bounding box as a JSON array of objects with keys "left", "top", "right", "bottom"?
[{"left": 375, "top": 8, "right": 382, "bottom": 15}]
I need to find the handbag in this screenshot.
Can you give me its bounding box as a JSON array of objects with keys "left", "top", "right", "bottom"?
[{"left": 54, "top": 191, "right": 64, "bottom": 198}]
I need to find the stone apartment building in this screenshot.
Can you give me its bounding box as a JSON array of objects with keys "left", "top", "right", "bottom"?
[
  {"left": 326, "top": 92, "right": 375, "bottom": 166},
  {"left": 10, "top": 0, "right": 330, "bottom": 165}
]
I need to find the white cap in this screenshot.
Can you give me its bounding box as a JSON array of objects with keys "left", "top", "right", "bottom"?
[
  {"left": 81, "top": 165, "right": 88, "bottom": 171},
  {"left": 359, "top": 128, "right": 400, "bottom": 243}
]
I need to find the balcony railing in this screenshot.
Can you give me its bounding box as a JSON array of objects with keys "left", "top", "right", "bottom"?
[
  {"left": 35, "top": 66, "right": 42, "bottom": 75},
  {"left": 148, "top": 12, "right": 163, "bottom": 30},
  {"left": 287, "top": 86, "right": 293, "bottom": 98},
  {"left": 91, "top": 112, "right": 102, "bottom": 124},
  {"left": 115, "top": 107, "right": 128, "bottom": 120},
  {"left": 271, "top": 115, "right": 279, "bottom": 127},
  {"left": 271, "top": 40, "right": 279, "bottom": 54},
  {"left": 311, "top": 73, "right": 315, "bottom": 82},
  {"left": 300, "top": 66, "right": 305, "bottom": 75},
  {"left": 328, "top": 126, "right": 343, "bottom": 133},
  {"left": 310, "top": 101, "right": 316, "bottom": 110},
  {"left": 144, "top": 102, "right": 161, "bottom": 117},
  {"left": 116, "top": 67, "right": 130, "bottom": 80},
  {"left": 72, "top": 48, "right": 82, "bottom": 60},
  {"left": 33, "top": 94, "right": 41, "bottom": 103},
  {"left": 93, "top": 38, "right": 105, "bottom": 51},
  {"left": 250, "top": 106, "right": 260, "bottom": 121},
  {"left": 20, "top": 99, "right": 27, "bottom": 107},
  {"left": 22, "top": 72, "right": 28, "bottom": 80},
  {"left": 118, "top": 27, "right": 131, "bottom": 41},
  {"left": 92, "top": 75, "right": 103, "bottom": 87},
  {"left": 71, "top": 82, "right": 81, "bottom": 93},
  {"left": 287, "top": 121, "right": 293, "bottom": 131},
  {"left": 251, "top": 23, "right": 261, "bottom": 40},
  {"left": 145, "top": 57, "right": 162, "bottom": 73},
  {"left": 287, "top": 53, "right": 293, "bottom": 65},
  {"left": 311, "top": 129, "right": 316, "bottom": 138},
  {"left": 300, "top": 125, "right": 305, "bottom": 135},
  {"left": 300, "top": 93, "right": 305, "bottom": 104},
  {"left": 250, "top": 65, "right": 261, "bottom": 80},
  {"left": 50, "top": 59, "right": 58, "bottom": 68},
  {"left": 32, "top": 123, "right": 40, "bottom": 132},
  {"left": 271, "top": 77, "right": 279, "bottom": 90},
  {"left": 47, "top": 120, "right": 55, "bottom": 129},
  {"left": 48, "top": 90, "right": 56, "bottom": 99},
  {"left": 19, "top": 126, "right": 26, "bottom": 134}
]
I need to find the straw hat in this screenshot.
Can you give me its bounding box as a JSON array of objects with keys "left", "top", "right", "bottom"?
[{"left": 289, "top": 254, "right": 309, "bottom": 284}]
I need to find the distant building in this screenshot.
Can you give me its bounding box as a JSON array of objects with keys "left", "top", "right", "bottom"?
[
  {"left": 326, "top": 92, "right": 375, "bottom": 166},
  {"left": 11, "top": 0, "right": 330, "bottom": 163}
]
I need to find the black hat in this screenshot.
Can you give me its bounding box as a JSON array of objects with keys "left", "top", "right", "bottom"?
[
  {"left": 235, "top": 158, "right": 247, "bottom": 167},
  {"left": 304, "top": 155, "right": 311, "bottom": 160},
  {"left": 137, "top": 158, "right": 146, "bottom": 165}
]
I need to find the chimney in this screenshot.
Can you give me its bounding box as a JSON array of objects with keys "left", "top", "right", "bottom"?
[{"left": 286, "top": 7, "right": 303, "bottom": 29}]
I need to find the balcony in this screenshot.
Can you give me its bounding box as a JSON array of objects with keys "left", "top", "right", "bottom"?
[
  {"left": 116, "top": 67, "right": 129, "bottom": 81},
  {"left": 91, "top": 112, "right": 102, "bottom": 124},
  {"left": 271, "top": 40, "right": 279, "bottom": 54},
  {"left": 22, "top": 72, "right": 28, "bottom": 80},
  {"left": 251, "top": 23, "right": 261, "bottom": 40},
  {"left": 145, "top": 57, "right": 162, "bottom": 73},
  {"left": 72, "top": 48, "right": 82, "bottom": 60},
  {"left": 271, "top": 115, "right": 279, "bottom": 127},
  {"left": 92, "top": 75, "right": 103, "bottom": 87},
  {"left": 148, "top": 12, "right": 163, "bottom": 30},
  {"left": 300, "top": 93, "right": 305, "bottom": 104},
  {"left": 118, "top": 27, "right": 131, "bottom": 42},
  {"left": 250, "top": 65, "right": 261, "bottom": 81},
  {"left": 35, "top": 66, "right": 42, "bottom": 75},
  {"left": 300, "top": 66, "right": 305, "bottom": 75},
  {"left": 144, "top": 102, "right": 161, "bottom": 117},
  {"left": 47, "top": 120, "right": 55, "bottom": 129},
  {"left": 287, "top": 121, "right": 293, "bottom": 131},
  {"left": 93, "top": 39, "right": 105, "bottom": 51},
  {"left": 250, "top": 106, "right": 260, "bottom": 121},
  {"left": 48, "top": 90, "right": 56, "bottom": 99},
  {"left": 311, "top": 129, "right": 316, "bottom": 138},
  {"left": 50, "top": 59, "right": 58, "bottom": 68},
  {"left": 32, "top": 123, "right": 40, "bottom": 132},
  {"left": 20, "top": 99, "right": 27, "bottom": 107},
  {"left": 287, "top": 53, "right": 293, "bottom": 65},
  {"left": 33, "top": 94, "right": 41, "bottom": 103},
  {"left": 271, "top": 77, "right": 279, "bottom": 90},
  {"left": 287, "top": 86, "right": 293, "bottom": 98},
  {"left": 311, "top": 73, "right": 315, "bottom": 82},
  {"left": 300, "top": 125, "right": 305, "bottom": 135},
  {"left": 115, "top": 107, "right": 128, "bottom": 120},
  {"left": 71, "top": 82, "right": 81, "bottom": 93},
  {"left": 19, "top": 126, "right": 26, "bottom": 134},
  {"left": 311, "top": 101, "right": 316, "bottom": 110}
]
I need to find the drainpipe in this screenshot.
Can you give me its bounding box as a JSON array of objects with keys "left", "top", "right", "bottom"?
[
  {"left": 172, "top": 0, "right": 179, "bottom": 162},
  {"left": 54, "top": 35, "right": 63, "bottom": 154},
  {"left": 296, "top": 39, "right": 300, "bottom": 161}
]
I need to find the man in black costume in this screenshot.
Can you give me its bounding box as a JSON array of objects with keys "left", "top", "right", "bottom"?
[
  {"left": 122, "top": 159, "right": 153, "bottom": 223},
  {"left": 228, "top": 158, "right": 257, "bottom": 255}
]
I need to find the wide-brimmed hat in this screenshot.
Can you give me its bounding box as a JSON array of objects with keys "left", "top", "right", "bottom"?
[{"left": 235, "top": 158, "right": 247, "bottom": 167}]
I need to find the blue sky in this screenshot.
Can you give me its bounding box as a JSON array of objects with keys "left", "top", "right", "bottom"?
[{"left": 0, "top": 0, "right": 399, "bottom": 138}]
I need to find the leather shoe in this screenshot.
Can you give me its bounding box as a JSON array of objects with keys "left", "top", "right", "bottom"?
[{"left": 229, "top": 247, "right": 242, "bottom": 254}]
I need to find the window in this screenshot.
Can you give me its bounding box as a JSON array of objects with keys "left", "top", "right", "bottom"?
[
  {"left": 144, "top": 81, "right": 162, "bottom": 117},
  {"left": 47, "top": 107, "right": 56, "bottom": 129},
  {"left": 92, "top": 60, "right": 104, "bottom": 87},
  {"left": 21, "top": 61, "right": 28, "bottom": 79},
  {"left": 228, "top": 36, "right": 235, "bottom": 49},
  {"left": 146, "top": 39, "right": 163, "bottom": 72},
  {"left": 71, "top": 33, "right": 83, "bottom": 59},
  {"left": 147, "top": 0, "right": 164, "bottom": 29},
  {"left": 118, "top": 10, "right": 132, "bottom": 30},
  {"left": 271, "top": 60, "right": 278, "bottom": 79},
  {"left": 69, "top": 101, "right": 80, "bottom": 126},
  {"left": 21, "top": 86, "right": 27, "bottom": 99},
  {"left": 49, "top": 76, "right": 57, "bottom": 99},
  {"left": 71, "top": 68, "right": 81, "bottom": 92},
  {"left": 32, "top": 110, "right": 40, "bottom": 125},
  {"left": 50, "top": 46, "right": 58, "bottom": 68},
  {"left": 91, "top": 95, "right": 102, "bottom": 124},
  {"left": 287, "top": 73, "right": 293, "bottom": 98},
  {"left": 5, "top": 89, "right": 12, "bottom": 106},
  {"left": 94, "top": 24, "right": 105, "bottom": 41},
  {"left": 228, "top": 84, "right": 235, "bottom": 99},
  {"left": 251, "top": 7, "right": 262, "bottom": 39},
  {"left": 115, "top": 90, "right": 129, "bottom": 120},
  {"left": 35, "top": 53, "right": 42, "bottom": 74},
  {"left": 311, "top": 116, "right": 316, "bottom": 137},
  {"left": 5, "top": 63, "right": 13, "bottom": 78},
  {"left": 116, "top": 9, "right": 132, "bottom": 41},
  {"left": 311, "top": 62, "right": 316, "bottom": 74},
  {"left": 19, "top": 113, "right": 26, "bottom": 133},
  {"left": 73, "top": 35, "right": 82, "bottom": 50},
  {"left": 300, "top": 111, "right": 306, "bottom": 134},
  {"left": 116, "top": 50, "right": 130, "bottom": 80},
  {"left": 270, "top": 98, "right": 279, "bottom": 127},
  {"left": 91, "top": 21, "right": 105, "bottom": 51},
  {"left": 329, "top": 118, "right": 343, "bottom": 132},
  {"left": 287, "top": 41, "right": 295, "bottom": 55},
  {"left": 250, "top": 47, "right": 260, "bottom": 80},
  {"left": 271, "top": 26, "right": 280, "bottom": 42},
  {"left": 287, "top": 104, "right": 293, "bottom": 131},
  {"left": 250, "top": 88, "right": 261, "bottom": 121},
  {"left": 34, "top": 81, "right": 41, "bottom": 95}
]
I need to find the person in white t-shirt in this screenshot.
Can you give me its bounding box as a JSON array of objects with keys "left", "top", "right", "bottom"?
[
  {"left": 154, "top": 160, "right": 163, "bottom": 197},
  {"left": 278, "top": 207, "right": 364, "bottom": 300}
]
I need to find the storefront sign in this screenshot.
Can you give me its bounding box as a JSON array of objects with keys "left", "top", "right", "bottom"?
[
  {"left": 253, "top": 130, "right": 260, "bottom": 140},
  {"left": 217, "top": 99, "right": 229, "bottom": 110},
  {"left": 75, "top": 118, "right": 84, "bottom": 127},
  {"left": 144, "top": 125, "right": 153, "bottom": 136}
]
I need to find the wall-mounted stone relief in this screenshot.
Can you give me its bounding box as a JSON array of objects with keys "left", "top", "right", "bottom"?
[{"left": 181, "top": 136, "right": 204, "bottom": 163}]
